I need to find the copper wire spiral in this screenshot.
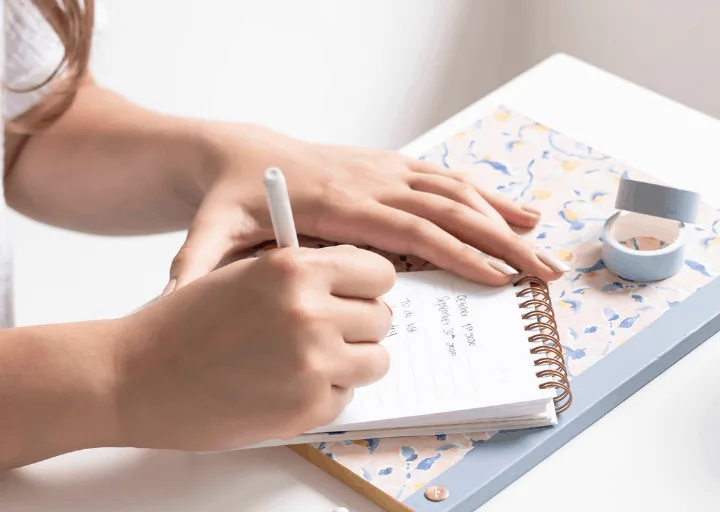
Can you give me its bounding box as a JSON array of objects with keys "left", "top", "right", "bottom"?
[{"left": 514, "top": 276, "right": 573, "bottom": 414}]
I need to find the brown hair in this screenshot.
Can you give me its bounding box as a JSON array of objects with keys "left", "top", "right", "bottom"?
[{"left": 6, "top": 0, "right": 95, "bottom": 133}]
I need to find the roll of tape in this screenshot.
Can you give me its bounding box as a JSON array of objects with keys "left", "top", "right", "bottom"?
[
  {"left": 615, "top": 178, "right": 700, "bottom": 223},
  {"left": 601, "top": 178, "right": 701, "bottom": 282},
  {"left": 602, "top": 211, "right": 686, "bottom": 282}
]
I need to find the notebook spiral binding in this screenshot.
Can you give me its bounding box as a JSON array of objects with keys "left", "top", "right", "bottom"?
[{"left": 514, "top": 276, "right": 572, "bottom": 414}]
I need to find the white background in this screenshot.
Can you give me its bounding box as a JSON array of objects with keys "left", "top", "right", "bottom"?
[
  {"left": 12, "top": 0, "right": 720, "bottom": 326},
  {"left": 7, "top": 53, "right": 720, "bottom": 512},
  {"left": 6, "top": 1, "right": 720, "bottom": 511}
]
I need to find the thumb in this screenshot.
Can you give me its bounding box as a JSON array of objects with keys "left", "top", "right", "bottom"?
[{"left": 163, "top": 207, "right": 259, "bottom": 296}]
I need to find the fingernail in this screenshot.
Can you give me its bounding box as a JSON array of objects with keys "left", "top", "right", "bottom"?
[
  {"left": 535, "top": 249, "right": 571, "bottom": 272},
  {"left": 161, "top": 278, "right": 177, "bottom": 297},
  {"left": 522, "top": 205, "right": 542, "bottom": 216},
  {"left": 487, "top": 259, "right": 519, "bottom": 276},
  {"left": 382, "top": 299, "right": 393, "bottom": 316}
]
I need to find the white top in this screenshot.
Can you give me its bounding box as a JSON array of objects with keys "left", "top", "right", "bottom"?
[
  {"left": 1, "top": 0, "right": 64, "bottom": 328},
  {"left": 1, "top": 0, "right": 105, "bottom": 328},
  {"left": 2, "top": 54, "right": 719, "bottom": 512}
]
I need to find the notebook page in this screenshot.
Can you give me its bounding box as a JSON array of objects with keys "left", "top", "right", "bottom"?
[{"left": 312, "top": 271, "right": 549, "bottom": 432}]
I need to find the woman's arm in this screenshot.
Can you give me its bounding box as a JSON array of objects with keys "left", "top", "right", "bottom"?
[
  {"left": 5, "top": 78, "right": 221, "bottom": 235},
  {"left": 6, "top": 77, "right": 567, "bottom": 290},
  {"left": 0, "top": 320, "right": 122, "bottom": 469},
  {"left": 0, "top": 245, "right": 396, "bottom": 470}
]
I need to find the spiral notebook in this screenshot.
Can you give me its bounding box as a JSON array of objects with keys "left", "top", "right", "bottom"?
[
  {"left": 236, "top": 107, "right": 720, "bottom": 511},
  {"left": 248, "top": 272, "right": 570, "bottom": 448}
]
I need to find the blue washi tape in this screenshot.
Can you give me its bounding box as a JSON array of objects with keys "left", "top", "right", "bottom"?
[
  {"left": 614, "top": 178, "right": 701, "bottom": 223},
  {"left": 601, "top": 177, "right": 701, "bottom": 282}
]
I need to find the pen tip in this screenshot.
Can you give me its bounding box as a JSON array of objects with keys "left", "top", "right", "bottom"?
[{"left": 264, "top": 167, "right": 286, "bottom": 187}]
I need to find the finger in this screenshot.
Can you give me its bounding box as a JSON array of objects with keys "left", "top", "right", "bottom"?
[
  {"left": 331, "top": 342, "right": 391, "bottom": 388},
  {"left": 166, "top": 219, "right": 231, "bottom": 296},
  {"left": 477, "top": 189, "right": 541, "bottom": 228},
  {"left": 406, "top": 173, "right": 509, "bottom": 228},
  {"left": 385, "top": 192, "right": 566, "bottom": 282},
  {"left": 408, "top": 160, "right": 506, "bottom": 225},
  {"left": 321, "top": 204, "right": 518, "bottom": 286},
  {"left": 309, "top": 245, "right": 397, "bottom": 299},
  {"left": 410, "top": 160, "right": 540, "bottom": 228},
  {"left": 327, "top": 386, "right": 354, "bottom": 417},
  {"left": 297, "top": 387, "right": 354, "bottom": 436},
  {"left": 332, "top": 297, "right": 392, "bottom": 342},
  {"left": 167, "top": 205, "right": 263, "bottom": 294}
]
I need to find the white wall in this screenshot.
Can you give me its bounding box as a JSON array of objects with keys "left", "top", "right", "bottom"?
[
  {"left": 91, "top": 0, "right": 516, "bottom": 150},
  {"left": 91, "top": 0, "right": 720, "bottom": 145},
  {"left": 12, "top": 0, "right": 720, "bottom": 326},
  {"left": 516, "top": 0, "right": 720, "bottom": 119},
  {"left": 12, "top": 0, "right": 520, "bottom": 326}
]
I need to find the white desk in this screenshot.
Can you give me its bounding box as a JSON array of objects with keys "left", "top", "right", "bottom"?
[{"left": 3, "top": 54, "right": 720, "bottom": 511}]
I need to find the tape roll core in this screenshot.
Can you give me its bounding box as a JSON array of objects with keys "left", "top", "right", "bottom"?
[
  {"left": 601, "top": 177, "right": 700, "bottom": 282},
  {"left": 602, "top": 211, "right": 686, "bottom": 282}
]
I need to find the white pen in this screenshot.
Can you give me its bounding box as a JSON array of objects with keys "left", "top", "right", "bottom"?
[
  {"left": 263, "top": 167, "right": 299, "bottom": 248},
  {"left": 134, "top": 167, "right": 299, "bottom": 312}
]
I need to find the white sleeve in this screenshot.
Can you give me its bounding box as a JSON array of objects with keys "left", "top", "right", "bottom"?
[{"left": 4, "top": 0, "right": 107, "bottom": 121}]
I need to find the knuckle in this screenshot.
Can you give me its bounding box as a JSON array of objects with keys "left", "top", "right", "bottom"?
[
  {"left": 403, "top": 216, "right": 428, "bottom": 240},
  {"left": 493, "top": 231, "right": 526, "bottom": 257},
  {"left": 289, "top": 353, "right": 327, "bottom": 404},
  {"left": 456, "top": 170, "right": 474, "bottom": 183},
  {"left": 440, "top": 200, "right": 464, "bottom": 220},
  {"left": 360, "top": 347, "right": 391, "bottom": 383},
  {"left": 325, "top": 190, "right": 355, "bottom": 212},
  {"left": 169, "top": 244, "right": 190, "bottom": 273},
  {"left": 370, "top": 149, "right": 402, "bottom": 168},
  {"left": 372, "top": 301, "right": 394, "bottom": 341},
  {"left": 289, "top": 387, "right": 321, "bottom": 417},
  {"left": 284, "top": 297, "right": 323, "bottom": 329},
  {"left": 457, "top": 183, "right": 477, "bottom": 202},
  {"left": 264, "top": 248, "right": 309, "bottom": 280},
  {"left": 399, "top": 218, "right": 430, "bottom": 256},
  {"left": 314, "top": 393, "right": 349, "bottom": 427},
  {"left": 298, "top": 343, "right": 328, "bottom": 376},
  {"left": 375, "top": 347, "right": 391, "bottom": 378},
  {"left": 276, "top": 388, "right": 332, "bottom": 438},
  {"left": 329, "top": 243, "right": 360, "bottom": 256},
  {"left": 363, "top": 251, "right": 397, "bottom": 289},
  {"left": 319, "top": 179, "right": 357, "bottom": 206},
  {"left": 513, "top": 237, "right": 536, "bottom": 259},
  {"left": 380, "top": 260, "right": 397, "bottom": 290}
]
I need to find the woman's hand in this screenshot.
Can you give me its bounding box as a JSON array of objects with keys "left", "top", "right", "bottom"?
[
  {"left": 117, "top": 245, "right": 394, "bottom": 450},
  {"left": 5, "top": 80, "right": 566, "bottom": 293},
  {"left": 166, "top": 124, "right": 568, "bottom": 294},
  {"left": 5, "top": 77, "right": 565, "bottom": 292}
]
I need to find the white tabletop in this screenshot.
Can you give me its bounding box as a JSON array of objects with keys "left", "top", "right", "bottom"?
[{"left": 4, "top": 53, "right": 720, "bottom": 511}]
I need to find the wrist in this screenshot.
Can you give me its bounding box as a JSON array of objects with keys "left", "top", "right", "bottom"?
[
  {"left": 47, "top": 319, "right": 127, "bottom": 452},
  {"left": 154, "top": 117, "right": 233, "bottom": 208},
  {"left": 189, "top": 121, "right": 307, "bottom": 193},
  {"left": 0, "top": 320, "right": 126, "bottom": 468}
]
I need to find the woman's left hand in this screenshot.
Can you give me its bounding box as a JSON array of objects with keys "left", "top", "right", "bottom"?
[{"left": 164, "top": 124, "right": 569, "bottom": 295}]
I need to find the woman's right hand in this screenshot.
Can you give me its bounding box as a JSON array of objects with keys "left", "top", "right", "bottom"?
[{"left": 112, "top": 245, "right": 395, "bottom": 450}]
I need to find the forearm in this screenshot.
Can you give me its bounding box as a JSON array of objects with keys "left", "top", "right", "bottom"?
[
  {"left": 0, "top": 320, "right": 122, "bottom": 469},
  {"left": 4, "top": 79, "right": 226, "bottom": 235}
]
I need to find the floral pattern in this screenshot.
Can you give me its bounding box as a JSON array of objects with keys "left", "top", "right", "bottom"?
[{"left": 243, "top": 108, "right": 720, "bottom": 502}]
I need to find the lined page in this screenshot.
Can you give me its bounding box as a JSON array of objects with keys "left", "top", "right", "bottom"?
[{"left": 313, "top": 271, "right": 549, "bottom": 432}]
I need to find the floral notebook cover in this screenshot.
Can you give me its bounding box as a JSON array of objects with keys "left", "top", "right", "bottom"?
[{"left": 247, "top": 107, "right": 720, "bottom": 503}]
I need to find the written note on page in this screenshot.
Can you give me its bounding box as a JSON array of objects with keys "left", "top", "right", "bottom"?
[{"left": 319, "top": 270, "right": 543, "bottom": 431}]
